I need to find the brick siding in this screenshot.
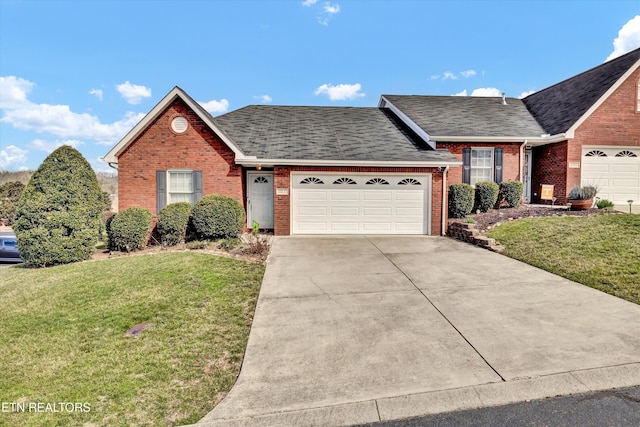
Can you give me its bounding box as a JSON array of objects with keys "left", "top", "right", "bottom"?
[{"left": 118, "top": 99, "right": 244, "bottom": 217}]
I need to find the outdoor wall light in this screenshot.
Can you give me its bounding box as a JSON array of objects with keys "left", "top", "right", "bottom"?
[{"left": 256, "top": 164, "right": 262, "bottom": 171}]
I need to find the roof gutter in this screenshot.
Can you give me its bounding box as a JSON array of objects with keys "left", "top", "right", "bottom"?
[
  {"left": 431, "top": 134, "right": 567, "bottom": 144},
  {"left": 236, "top": 158, "right": 462, "bottom": 168}
]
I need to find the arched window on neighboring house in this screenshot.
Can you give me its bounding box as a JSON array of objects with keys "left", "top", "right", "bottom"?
[{"left": 637, "top": 80, "right": 640, "bottom": 112}]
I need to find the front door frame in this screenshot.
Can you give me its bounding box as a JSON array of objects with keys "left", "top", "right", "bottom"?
[
  {"left": 524, "top": 149, "right": 533, "bottom": 203},
  {"left": 247, "top": 171, "right": 275, "bottom": 229}
]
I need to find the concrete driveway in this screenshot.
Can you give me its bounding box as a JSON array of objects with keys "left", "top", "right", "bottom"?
[{"left": 196, "top": 236, "right": 640, "bottom": 426}]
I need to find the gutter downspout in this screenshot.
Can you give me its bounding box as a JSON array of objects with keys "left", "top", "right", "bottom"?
[
  {"left": 441, "top": 165, "right": 449, "bottom": 236},
  {"left": 107, "top": 162, "right": 118, "bottom": 171}
]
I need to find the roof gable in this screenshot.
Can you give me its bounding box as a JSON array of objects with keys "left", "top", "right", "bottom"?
[
  {"left": 523, "top": 48, "right": 640, "bottom": 136},
  {"left": 102, "top": 87, "right": 245, "bottom": 164},
  {"left": 381, "top": 95, "right": 546, "bottom": 139}
]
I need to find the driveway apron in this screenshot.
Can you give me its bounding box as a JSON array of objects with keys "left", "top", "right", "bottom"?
[{"left": 197, "top": 236, "right": 640, "bottom": 426}]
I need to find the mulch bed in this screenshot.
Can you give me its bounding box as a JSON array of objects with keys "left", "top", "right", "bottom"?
[{"left": 452, "top": 205, "right": 619, "bottom": 233}]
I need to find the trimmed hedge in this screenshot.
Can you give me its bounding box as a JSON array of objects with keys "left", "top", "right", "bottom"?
[
  {"left": 499, "top": 180, "right": 524, "bottom": 208},
  {"left": 157, "top": 202, "right": 192, "bottom": 246},
  {"left": 13, "top": 146, "right": 104, "bottom": 267},
  {"left": 474, "top": 181, "right": 500, "bottom": 213},
  {"left": 191, "top": 194, "right": 245, "bottom": 239},
  {"left": 108, "top": 207, "right": 152, "bottom": 252},
  {"left": 448, "top": 183, "right": 474, "bottom": 218}
]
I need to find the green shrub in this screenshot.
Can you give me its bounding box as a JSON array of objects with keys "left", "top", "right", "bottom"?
[
  {"left": 157, "top": 202, "right": 192, "bottom": 246},
  {"left": 191, "top": 194, "right": 246, "bottom": 239},
  {"left": 448, "top": 183, "right": 474, "bottom": 218},
  {"left": 13, "top": 146, "right": 104, "bottom": 267},
  {"left": 474, "top": 181, "right": 500, "bottom": 213},
  {"left": 499, "top": 180, "right": 524, "bottom": 208},
  {"left": 596, "top": 199, "right": 615, "bottom": 210},
  {"left": 108, "top": 207, "right": 152, "bottom": 252},
  {"left": 0, "top": 181, "right": 25, "bottom": 226}
]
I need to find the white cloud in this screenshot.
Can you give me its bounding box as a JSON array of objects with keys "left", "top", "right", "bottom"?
[
  {"left": 199, "top": 98, "right": 230, "bottom": 114},
  {"left": 314, "top": 83, "right": 365, "bottom": 101},
  {"left": 302, "top": 0, "right": 318, "bottom": 5},
  {"left": 460, "top": 70, "right": 476, "bottom": 78},
  {"left": 116, "top": 81, "right": 152, "bottom": 104},
  {"left": 89, "top": 88, "right": 103, "bottom": 101},
  {"left": 470, "top": 87, "right": 502, "bottom": 97},
  {"left": 606, "top": 15, "right": 640, "bottom": 61},
  {"left": 0, "top": 76, "right": 34, "bottom": 109},
  {"left": 324, "top": 3, "right": 340, "bottom": 14},
  {"left": 1, "top": 76, "right": 146, "bottom": 146},
  {"left": 254, "top": 94, "right": 272, "bottom": 103},
  {"left": 0, "top": 145, "right": 28, "bottom": 170},
  {"left": 430, "top": 74, "right": 441, "bottom": 80},
  {"left": 453, "top": 90, "right": 468, "bottom": 96},
  {"left": 442, "top": 71, "right": 457, "bottom": 81},
  {"left": 519, "top": 90, "right": 536, "bottom": 99},
  {"left": 29, "top": 139, "right": 84, "bottom": 153}
]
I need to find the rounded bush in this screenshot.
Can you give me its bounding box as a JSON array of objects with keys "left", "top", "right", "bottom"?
[
  {"left": 474, "top": 181, "right": 500, "bottom": 213},
  {"left": 191, "top": 194, "right": 246, "bottom": 239},
  {"left": 448, "top": 183, "right": 474, "bottom": 218},
  {"left": 14, "top": 146, "right": 104, "bottom": 267},
  {"left": 499, "top": 180, "right": 524, "bottom": 208},
  {"left": 108, "top": 207, "right": 152, "bottom": 252},
  {"left": 157, "top": 202, "right": 192, "bottom": 246}
]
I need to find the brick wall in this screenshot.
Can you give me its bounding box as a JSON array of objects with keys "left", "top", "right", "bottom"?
[
  {"left": 436, "top": 142, "right": 523, "bottom": 184},
  {"left": 573, "top": 67, "right": 640, "bottom": 147},
  {"left": 118, "top": 99, "right": 244, "bottom": 216},
  {"left": 274, "top": 166, "right": 446, "bottom": 236},
  {"left": 531, "top": 141, "right": 568, "bottom": 204}
]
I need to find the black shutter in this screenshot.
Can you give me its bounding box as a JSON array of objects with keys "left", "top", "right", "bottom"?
[
  {"left": 193, "top": 170, "right": 203, "bottom": 203},
  {"left": 462, "top": 148, "right": 471, "bottom": 184},
  {"left": 156, "top": 170, "right": 166, "bottom": 213},
  {"left": 494, "top": 148, "right": 503, "bottom": 183}
]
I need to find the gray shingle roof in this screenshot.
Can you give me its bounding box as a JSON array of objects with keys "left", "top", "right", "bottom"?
[
  {"left": 523, "top": 48, "right": 640, "bottom": 135},
  {"left": 212, "top": 105, "right": 459, "bottom": 163},
  {"left": 382, "top": 95, "right": 546, "bottom": 137}
]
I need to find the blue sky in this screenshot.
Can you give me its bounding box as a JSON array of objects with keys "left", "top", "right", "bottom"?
[{"left": 1, "top": 0, "right": 639, "bottom": 172}]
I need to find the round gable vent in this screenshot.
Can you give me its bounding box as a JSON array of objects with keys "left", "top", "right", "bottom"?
[{"left": 171, "top": 116, "right": 188, "bottom": 133}]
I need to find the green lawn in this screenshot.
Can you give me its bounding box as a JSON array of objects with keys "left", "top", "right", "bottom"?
[
  {"left": 0, "top": 253, "right": 264, "bottom": 426},
  {"left": 487, "top": 213, "right": 640, "bottom": 305}
]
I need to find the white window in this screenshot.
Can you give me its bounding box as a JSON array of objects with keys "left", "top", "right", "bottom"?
[
  {"left": 470, "top": 148, "right": 494, "bottom": 186},
  {"left": 168, "top": 170, "right": 195, "bottom": 204}
]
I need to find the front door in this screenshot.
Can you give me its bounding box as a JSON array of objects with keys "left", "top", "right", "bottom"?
[
  {"left": 247, "top": 172, "right": 274, "bottom": 229},
  {"left": 524, "top": 149, "right": 532, "bottom": 203}
]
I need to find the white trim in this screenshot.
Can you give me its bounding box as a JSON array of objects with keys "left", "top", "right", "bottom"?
[
  {"left": 167, "top": 169, "right": 195, "bottom": 204},
  {"left": 379, "top": 96, "right": 436, "bottom": 149},
  {"left": 237, "top": 157, "right": 461, "bottom": 168},
  {"left": 102, "top": 87, "right": 245, "bottom": 164},
  {"left": 566, "top": 58, "right": 640, "bottom": 138},
  {"left": 430, "top": 135, "right": 567, "bottom": 144},
  {"left": 470, "top": 147, "right": 494, "bottom": 186}
]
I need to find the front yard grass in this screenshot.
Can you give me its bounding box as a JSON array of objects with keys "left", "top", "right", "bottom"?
[
  {"left": 0, "top": 252, "right": 264, "bottom": 426},
  {"left": 487, "top": 213, "right": 640, "bottom": 305}
]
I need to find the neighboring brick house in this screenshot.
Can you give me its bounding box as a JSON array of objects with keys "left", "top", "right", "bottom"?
[{"left": 103, "top": 48, "right": 640, "bottom": 235}]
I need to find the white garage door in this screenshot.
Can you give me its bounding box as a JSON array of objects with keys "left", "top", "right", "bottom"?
[
  {"left": 291, "top": 173, "right": 431, "bottom": 235},
  {"left": 582, "top": 146, "right": 640, "bottom": 203}
]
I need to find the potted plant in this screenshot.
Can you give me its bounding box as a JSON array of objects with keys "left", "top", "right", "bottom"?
[{"left": 568, "top": 185, "right": 598, "bottom": 210}]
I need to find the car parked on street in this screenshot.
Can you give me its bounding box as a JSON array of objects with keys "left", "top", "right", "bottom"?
[{"left": 0, "top": 232, "right": 22, "bottom": 263}]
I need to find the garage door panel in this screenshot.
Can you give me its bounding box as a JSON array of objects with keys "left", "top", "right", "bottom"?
[
  {"left": 582, "top": 147, "right": 640, "bottom": 204},
  {"left": 330, "top": 191, "right": 359, "bottom": 201},
  {"left": 363, "top": 207, "right": 392, "bottom": 216},
  {"left": 363, "top": 191, "right": 392, "bottom": 201},
  {"left": 292, "top": 174, "right": 430, "bottom": 235}
]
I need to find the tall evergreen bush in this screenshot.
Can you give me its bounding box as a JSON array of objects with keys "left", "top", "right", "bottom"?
[{"left": 14, "top": 146, "right": 104, "bottom": 267}]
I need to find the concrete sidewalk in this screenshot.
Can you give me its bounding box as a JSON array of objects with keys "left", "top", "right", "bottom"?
[{"left": 193, "top": 236, "right": 640, "bottom": 426}]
